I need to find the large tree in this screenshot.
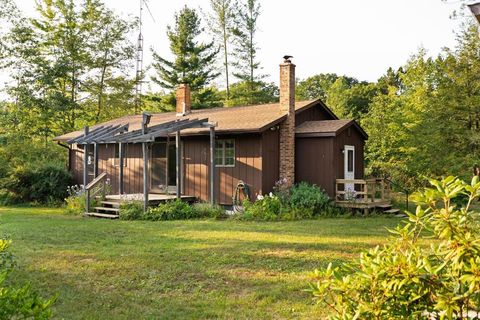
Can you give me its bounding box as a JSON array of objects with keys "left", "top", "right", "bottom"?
[
  {"left": 205, "top": 0, "right": 237, "bottom": 102},
  {"left": 151, "top": 6, "right": 219, "bottom": 108},
  {"left": 231, "top": 0, "right": 265, "bottom": 104},
  {"left": 297, "top": 73, "right": 376, "bottom": 120}
]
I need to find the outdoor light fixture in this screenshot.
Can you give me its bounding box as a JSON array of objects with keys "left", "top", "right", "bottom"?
[{"left": 468, "top": 2, "right": 480, "bottom": 24}]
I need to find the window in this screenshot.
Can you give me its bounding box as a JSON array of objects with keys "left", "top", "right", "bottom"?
[
  {"left": 215, "top": 139, "right": 235, "bottom": 167},
  {"left": 347, "top": 149, "right": 354, "bottom": 172},
  {"left": 112, "top": 144, "right": 127, "bottom": 167}
]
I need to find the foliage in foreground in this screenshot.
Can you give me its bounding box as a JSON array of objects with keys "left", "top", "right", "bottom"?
[
  {"left": 308, "top": 176, "right": 480, "bottom": 319},
  {"left": 0, "top": 238, "right": 55, "bottom": 319},
  {"left": 119, "top": 199, "right": 225, "bottom": 221},
  {"left": 242, "top": 181, "right": 344, "bottom": 221}
]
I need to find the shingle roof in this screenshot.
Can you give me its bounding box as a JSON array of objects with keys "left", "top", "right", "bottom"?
[
  {"left": 54, "top": 100, "right": 321, "bottom": 142},
  {"left": 295, "top": 120, "right": 368, "bottom": 139}
]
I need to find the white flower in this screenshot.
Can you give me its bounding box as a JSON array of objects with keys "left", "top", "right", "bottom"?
[{"left": 257, "top": 194, "right": 264, "bottom": 200}]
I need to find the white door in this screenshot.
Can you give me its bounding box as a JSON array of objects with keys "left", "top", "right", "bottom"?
[{"left": 344, "top": 145, "right": 355, "bottom": 197}]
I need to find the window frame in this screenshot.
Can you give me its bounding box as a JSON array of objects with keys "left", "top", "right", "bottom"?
[{"left": 215, "top": 139, "right": 235, "bottom": 168}]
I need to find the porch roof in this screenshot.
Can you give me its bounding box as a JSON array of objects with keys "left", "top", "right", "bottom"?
[{"left": 67, "top": 117, "right": 212, "bottom": 145}]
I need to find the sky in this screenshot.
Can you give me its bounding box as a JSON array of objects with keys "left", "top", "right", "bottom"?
[{"left": 3, "top": 0, "right": 468, "bottom": 93}]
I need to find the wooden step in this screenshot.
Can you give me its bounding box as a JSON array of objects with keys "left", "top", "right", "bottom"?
[
  {"left": 85, "top": 212, "right": 119, "bottom": 219},
  {"left": 100, "top": 201, "right": 121, "bottom": 208},
  {"left": 384, "top": 208, "right": 400, "bottom": 214},
  {"left": 376, "top": 204, "right": 393, "bottom": 209},
  {"left": 93, "top": 206, "right": 120, "bottom": 213}
]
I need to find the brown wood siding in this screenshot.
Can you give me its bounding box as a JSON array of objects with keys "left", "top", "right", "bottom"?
[
  {"left": 183, "top": 134, "right": 262, "bottom": 205},
  {"left": 261, "top": 129, "right": 279, "bottom": 194},
  {"left": 295, "top": 104, "right": 335, "bottom": 126},
  {"left": 70, "top": 144, "right": 84, "bottom": 186},
  {"left": 295, "top": 137, "right": 336, "bottom": 196},
  {"left": 333, "top": 128, "right": 365, "bottom": 182}
]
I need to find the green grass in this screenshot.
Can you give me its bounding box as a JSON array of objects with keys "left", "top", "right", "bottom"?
[{"left": 0, "top": 206, "right": 402, "bottom": 319}]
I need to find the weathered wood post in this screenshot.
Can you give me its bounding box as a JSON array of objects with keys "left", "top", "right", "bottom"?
[
  {"left": 176, "top": 131, "right": 181, "bottom": 199},
  {"left": 142, "top": 142, "right": 148, "bottom": 211},
  {"left": 209, "top": 126, "right": 215, "bottom": 204},
  {"left": 119, "top": 142, "right": 124, "bottom": 195},
  {"left": 142, "top": 113, "right": 151, "bottom": 212},
  {"left": 83, "top": 126, "right": 89, "bottom": 189},
  {"left": 93, "top": 143, "right": 98, "bottom": 178},
  {"left": 83, "top": 126, "right": 89, "bottom": 214}
]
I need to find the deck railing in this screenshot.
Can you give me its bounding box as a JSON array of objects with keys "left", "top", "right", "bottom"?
[
  {"left": 335, "top": 178, "right": 391, "bottom": 204},
  {"left": 84, "top": 172, "right": 107, "bottom": 213}
]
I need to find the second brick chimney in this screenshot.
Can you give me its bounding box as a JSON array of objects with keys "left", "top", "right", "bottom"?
[
  {"left": 279, "top": 56, "right": 296, "bottom": 187},
  {"left": 176, "top": 83, "right": 191, "bottom": 116}
]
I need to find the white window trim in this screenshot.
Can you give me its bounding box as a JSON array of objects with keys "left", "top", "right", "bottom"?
[{"left": 215, "top": 139, "right": 235, "bottom": 168}]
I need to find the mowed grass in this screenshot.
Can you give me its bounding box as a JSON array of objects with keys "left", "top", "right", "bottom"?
[{"left": 0, "top": 207, "right": 402, "bottom": 319}]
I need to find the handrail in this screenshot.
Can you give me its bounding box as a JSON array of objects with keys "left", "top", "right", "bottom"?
[
  {"left": 85, "top": 172, "right": 107, "bottom": 190},
  {"left": 335, "top": 178, "right": 391, "bottom": 204},
  {"left": 85, "top": 172, "right": 107, "bottom": 214}
]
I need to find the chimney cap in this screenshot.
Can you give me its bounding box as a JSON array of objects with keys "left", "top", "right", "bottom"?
[{"left": 283, "top": 55, "right": 293, "bottom": 63}]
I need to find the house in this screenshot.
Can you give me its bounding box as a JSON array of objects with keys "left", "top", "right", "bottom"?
[{"left": 54, "top": 57, "right": 370, "bottom": 214}]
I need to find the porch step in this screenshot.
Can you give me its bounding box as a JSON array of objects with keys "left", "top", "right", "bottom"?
[
  {"left": 375, "top": 204, "right": 393, "bottom": 209},
  {"left": 85, "top": 212, "right": 119, "bottom": 219},
  {"left": 384, "top": 208, "right": 400, "bottom": 214},
  {"left": 93, "top": 206, "right": 120, "bottom": 213},
  {"left": 100, "top": 201, "right": 121, "bottom": 208}
]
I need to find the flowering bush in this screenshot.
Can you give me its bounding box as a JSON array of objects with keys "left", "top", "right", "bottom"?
[
  {"left": 243, "top": 193, "right": 282, "bottom": 221},
  {"left": 64, "top": 185, "right": 87, "bottom": 215},
  {"left": 241, "top": 181, "right": 340, "bottom": 220},
  {"left": 308, "top": 176, "right": 480, "bottom": 319}
]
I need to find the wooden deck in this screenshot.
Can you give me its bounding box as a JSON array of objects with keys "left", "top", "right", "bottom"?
[
  {"left": 335, "top": 178, "right": 395, "bottom": 213},
  {"left": 105, "top": 194, "right": 196, "bottom": 203}
]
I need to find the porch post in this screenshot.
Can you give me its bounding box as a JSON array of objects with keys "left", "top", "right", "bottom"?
[
  {"left": 142, "top": 142, "right": 149, "bottom": 212},
  {"left": 83, "top": 126, "right": 89, "bottom": 188},
  {"left": 93, "top": 143, "right": 98, "bottom": 178},
  {"left": 119, "top": 142, "right": 124, "bottom": 195},
  {"left": 83, "top": 126, "right": 89, "bottom": 214},
  {"left": 176, "top": 131, "right": 181, "bottom": 199},
  {"left": 209, "top": 126, "right": 215, "bottom": 204}
]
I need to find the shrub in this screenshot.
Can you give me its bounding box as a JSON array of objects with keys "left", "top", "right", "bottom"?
[
  {"left": 145, "top": 199, "right": 195, "bottom": 221},
  {"left": 3, "top": 164, "right": 72, "bottom": 204},
  {"left": 243, "top": 193, "right": 283, "bottom": 221},
  {"left": 308, "top": 176, "right": 480, "bottom": 319},
  {"left": 0, "top": 238, "right": 55, "bottom": 319},
  {"left": 289, "top": 182, "right": 330, "bottom": 214},
  {"left": 241, "top": 182, "right": 340, "bottom": 221},
  {"left": 119, "top": 201, "right": 144, "bottom": 220},
  {"left": 192, "top": 202, "right": 225, "bottom": 219}
]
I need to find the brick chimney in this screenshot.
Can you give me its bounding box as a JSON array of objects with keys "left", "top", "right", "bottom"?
[
  {"left": 176, "top": 83, "right": 191, "bottom": 116},
  {"left": 279, "top": 56, "right": 295, "bottom": 187}
]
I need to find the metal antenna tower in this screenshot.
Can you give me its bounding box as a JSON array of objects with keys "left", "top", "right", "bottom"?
[{"left": 135, "top": 0, "right": 155, "bottom": 113}]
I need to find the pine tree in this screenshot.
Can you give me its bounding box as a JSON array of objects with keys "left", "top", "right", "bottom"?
[{"left": 151, "top": 6, "right": 219, "bottom": 102}]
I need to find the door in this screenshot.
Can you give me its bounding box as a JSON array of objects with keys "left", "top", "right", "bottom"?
[
  {"left": 344, "top": 145, "right": 355, "bottom": 195},
  {"left": 86, "top": 144, "right": 95, "bottom": 182},
  {"left": 167, "top": 143, "right": 177, "bottom": 193},
  {"left": 150, "top": 143, "right": 167, "bottom": 193},
  {"left": 150, "top": 142, "right": 179, "bottom": 194}
]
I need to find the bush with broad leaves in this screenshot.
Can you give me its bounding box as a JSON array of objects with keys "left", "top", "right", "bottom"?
[{"left": 308, "top": 176, "right": 480, "bottom": 319}]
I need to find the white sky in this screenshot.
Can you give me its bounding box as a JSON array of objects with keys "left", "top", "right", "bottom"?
[{"left": 3, "top": 0, "right": 466, "bottom": 93}]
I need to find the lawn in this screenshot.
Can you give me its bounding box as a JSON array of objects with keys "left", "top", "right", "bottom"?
[{"left": 0, "top": 207, "right": 402, "bottom": 319}]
